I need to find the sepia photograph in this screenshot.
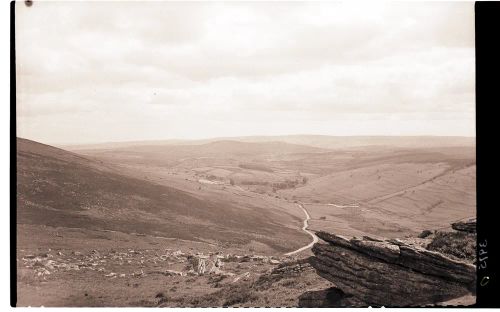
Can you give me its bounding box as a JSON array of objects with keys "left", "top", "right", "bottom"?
[{"left": 14, "top": 1, "right": 477, "bottom": 307}]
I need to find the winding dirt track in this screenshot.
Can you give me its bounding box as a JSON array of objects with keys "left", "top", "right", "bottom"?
[{"left": 284, "top": 203, "right": 318, "bottom": 256}]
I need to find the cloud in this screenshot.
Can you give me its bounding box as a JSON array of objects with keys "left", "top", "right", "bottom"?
[{"left": 15, "top": 1, "right": 475, "bottom": 144}]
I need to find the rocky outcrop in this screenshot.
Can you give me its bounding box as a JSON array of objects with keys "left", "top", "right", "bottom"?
[
  {"left": 451, "top": 219, "right": 476, "bottom": 233},
  {"left": 306, "top": 231, "right": 476, "bottom": 307}
]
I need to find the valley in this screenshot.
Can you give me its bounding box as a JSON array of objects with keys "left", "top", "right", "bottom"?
[{"left": 16, "top": 135, "right": 476, "bottom": 306}]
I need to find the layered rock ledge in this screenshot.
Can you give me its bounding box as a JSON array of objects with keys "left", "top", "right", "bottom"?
[
  {"left": 452, "top": 219, "right": 476, "bottom": 233},
  {"left": 303, "top": 231, "right": 476, "bottom": 307}
]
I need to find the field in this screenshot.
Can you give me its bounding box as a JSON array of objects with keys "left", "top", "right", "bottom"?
[{"left": 16, "top": 136, "right": 476, "bottom": 306}]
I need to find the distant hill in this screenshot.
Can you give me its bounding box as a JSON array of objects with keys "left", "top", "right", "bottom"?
[
  {"left": 70, "top": 140, "right": 331, "bottom": 169},
  {"left": 231, "top": 135, "right": 476, "bottom": 149},
  {"left": 63, "top": 135, "right": 475, "bottom": 151},
  {"left": 85, "top": 140, "right": 327, "bottom": 156},
  {"left": 16, "top": 138, "right": 307, "bottom": 252}
]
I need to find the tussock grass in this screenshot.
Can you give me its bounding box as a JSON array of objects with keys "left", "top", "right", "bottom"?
[{"left": 426, "top": 231, "right": 476, "bottom": 262}]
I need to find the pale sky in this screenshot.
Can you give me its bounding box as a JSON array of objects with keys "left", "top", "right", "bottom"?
[{"left": 16, "top": 1, "right": 475, "bottom": 145}]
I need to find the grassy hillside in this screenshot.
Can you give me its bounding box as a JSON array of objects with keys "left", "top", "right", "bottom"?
[
  {"left": 282, "top": 146, "right": 476, "bottom": 238},
  {"left": 16, "top": 138, "right": 308, "bottom": 253}
]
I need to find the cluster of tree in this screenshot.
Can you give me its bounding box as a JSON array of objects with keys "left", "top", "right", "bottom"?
[
  {"left": 271, "top": 179, "right": 300, "bottom": 190},
  {"left": 240, "top": 181, "right": 270, "bottom": 186},
  {"left": 238, "top": 163, "right": 274, "bottom": 173},
  {"left": 205, "top": 174, "right": 224, "bottom": 181},
  {"left": 238, "top": 175, "right": 307, "bottom": 190}
]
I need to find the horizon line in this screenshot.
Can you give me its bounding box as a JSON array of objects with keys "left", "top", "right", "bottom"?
[{"left": 16, "top": 134, "right": 476, "bottom": 148}]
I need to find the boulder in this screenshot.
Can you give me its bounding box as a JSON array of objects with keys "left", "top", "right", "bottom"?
[
  {"left": 232, "top": 272, "right": 250, "bottom": 283},
  {"left": 418, "top": 230, "right": 433, "bottom": 238},
  {"left": 305, "top": 231, "right": 476, "bottom": 307},
  {"left": 187, "top": 255, "right": 209, "bottom": 275},
  {"left": 164, "top": 269, "right": 185, "bottom": 276},
  {"left": 250, "top": 255, "right": 269, "bottom": 262},
  {"left": 208, "top": 255, "right": 224, "bottom": 274},
  {"left": 451, "top": 219, "right": 476, "bottom": 233}
]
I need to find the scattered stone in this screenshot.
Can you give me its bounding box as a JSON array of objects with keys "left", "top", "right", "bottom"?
[
  {"left": 132, "top": 269, "right": 145, "bottom": 277},
  {"left": 250, "top": 255, "right": 268, "bottom": 262},
  {"left": 239, "top": 255, "right": 252, "bottom": 263},
  {"left": 37, "top": 269, "right": 51, "bottom": 277},
  {"left": 163, "top": 270, "right": 185, "bottom": 276},
  {"left": 172, "top": 250, "right": 183, "bottom": 257},
  {"left": 232, "top": 272, "right": 250, "bottom": 283},
  {"left": 44, "top": 260, "right": 56, "bottom": 269}
]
